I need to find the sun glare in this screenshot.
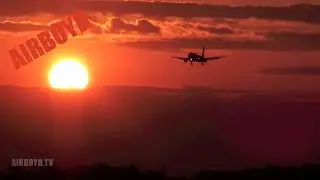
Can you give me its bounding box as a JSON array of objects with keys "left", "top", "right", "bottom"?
[{"left": 49, "top": 60, "right": 89, "bottom": 89}]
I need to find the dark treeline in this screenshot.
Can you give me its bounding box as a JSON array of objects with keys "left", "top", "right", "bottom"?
[{"left": 0, "top": 163, "right": 319, "bottom": 180}]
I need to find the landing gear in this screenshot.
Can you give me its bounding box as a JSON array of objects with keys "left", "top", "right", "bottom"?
[
  {"left": 190, "top": 61, "right": 193, "bottom": 66},
  {"left": 201, "top": 62, "right": 204, "bottom": 65}
]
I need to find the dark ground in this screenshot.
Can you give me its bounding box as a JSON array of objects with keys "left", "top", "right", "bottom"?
[{"left": 0, "top": 85, "right": 319, "bottom": 177}]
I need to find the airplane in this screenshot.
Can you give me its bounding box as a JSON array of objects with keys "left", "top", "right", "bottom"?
[{"left": 171, "top": 46, "right": 225, "bottom": 65}]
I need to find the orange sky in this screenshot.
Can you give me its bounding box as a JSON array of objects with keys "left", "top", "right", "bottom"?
[
  {"left": 1, "top": 1, "right": 320, "bottom": 175},
  {"left": 1, "top": 0, "right": 320, "bottom": 92}
]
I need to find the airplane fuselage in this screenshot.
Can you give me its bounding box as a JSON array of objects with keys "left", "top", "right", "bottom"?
[{"left": 187, "top": 53, "right": 207, "bottom": 63}]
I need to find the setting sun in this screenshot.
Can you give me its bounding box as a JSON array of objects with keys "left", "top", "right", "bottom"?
[{"left": 49, "top": 60, "right": 89, "bottom": 89}]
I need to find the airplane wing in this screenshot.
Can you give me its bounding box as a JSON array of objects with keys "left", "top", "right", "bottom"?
[
  {"left": 171, "top": 56, "right": 189, "bottom": 60},
  {"left": 204, "top": 56, "right": 226, "bottom": 60}
]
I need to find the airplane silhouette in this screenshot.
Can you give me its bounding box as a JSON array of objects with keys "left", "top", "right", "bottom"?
[{"left": 171, "top": 46, "right": 225, "bottom": 65}]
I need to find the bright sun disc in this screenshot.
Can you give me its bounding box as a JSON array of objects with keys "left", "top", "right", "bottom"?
[{"left": 49, "top": 60, "right": 88, "bottom": 89}]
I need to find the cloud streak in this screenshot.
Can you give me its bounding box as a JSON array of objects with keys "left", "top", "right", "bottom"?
[
  {"left": 0, "top": 21, "right": 48, "bottom": 32},
  {"left": 2, "top": 2, "right": 320, "bottom": 51},
  {"left": 196, "top": 24, "right": 235, "bottom": 35},
  {"left": 109, "top": 18, "right": 161, "bottom": 34},
  {"left": 121, "top": 31, "right": 320, "bottom": 51},
  {"left": 258, "top": 66, "right": 320, "bottom": 75},
  {"left": 0, "top": 1, "right": 320, "bottom": 24},
  {"left": 3, "top": 18, "right": 320, "bottom": 51}
]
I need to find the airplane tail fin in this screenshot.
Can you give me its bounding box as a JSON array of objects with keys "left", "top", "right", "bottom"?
[{"left": 202, "top": 46, "right": 205, "bottom": 58}]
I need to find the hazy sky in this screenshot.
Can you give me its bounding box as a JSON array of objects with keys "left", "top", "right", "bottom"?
[
  {"left": 0, "top": 0, "right": 320, "bottom": 92},
  {"left": 151, "top": 0, "right": 320, "bottom": 5},
  {"left": 0, "top": 0, "right": 320, "bottom": 175}
]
